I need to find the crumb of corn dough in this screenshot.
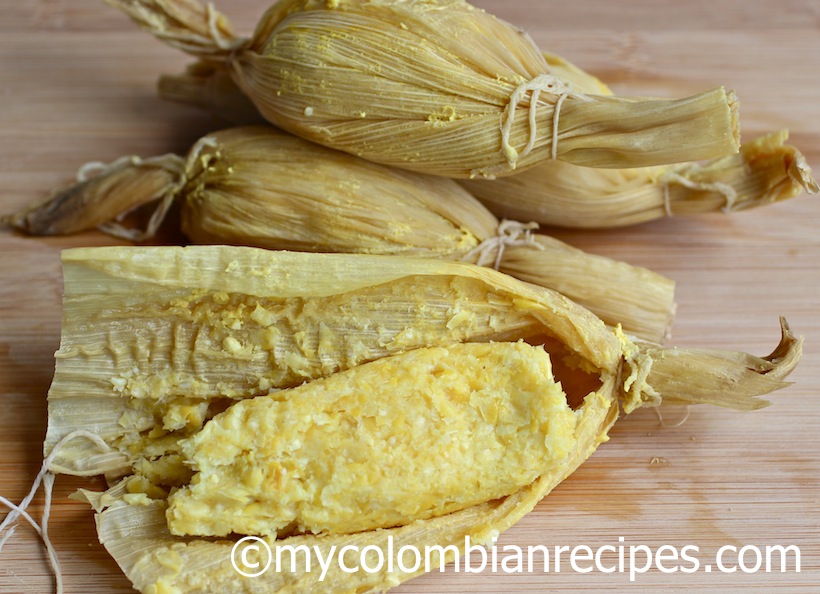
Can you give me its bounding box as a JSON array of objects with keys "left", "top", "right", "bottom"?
[{"left": 166, "top": 341, "right": 579, "bottom": 538}]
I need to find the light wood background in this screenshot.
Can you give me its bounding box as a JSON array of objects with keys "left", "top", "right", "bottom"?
[{"left": 0, "top": 0, "right": 818, "bottom": 592}]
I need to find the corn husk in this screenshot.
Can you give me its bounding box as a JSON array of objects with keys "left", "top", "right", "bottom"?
[
  {"left": 3, "top": 126, "right": 676, "bottom": 341},
  {"left": 105, "top": 0, "right": 740, "bottom": 177},
  {"left": 464, "top": 131, "right": 818, "bottom": 227},
  {"left": 49, "top": 246, "right": 800, "bottom": 594},
  {"left": 159, "top": 56, "right": 816, "bottom": 228},
  {"left": 459, "top": 57, "right": 817, "bottom": 226},
  {"left": 156, "top": 51, "right": 613, "bottom": 128}
]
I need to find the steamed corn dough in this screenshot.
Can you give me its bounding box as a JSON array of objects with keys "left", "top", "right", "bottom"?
[
  {"left": 93, "top": 378, "right": 619, "bottom": 594},
  {"left": 46, "top": 246, "right": 621, "bottom": 482},
  {"left": 167, "top": 342, "right": 575, "bottom": 537}
]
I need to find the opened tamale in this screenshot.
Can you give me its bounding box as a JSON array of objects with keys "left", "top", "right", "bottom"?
[
  {"left": 104, "top": 0, "right": 740, "bottom": 177},
  {"left": 47, "top": 246, "right": 800, "bottom": 594}
]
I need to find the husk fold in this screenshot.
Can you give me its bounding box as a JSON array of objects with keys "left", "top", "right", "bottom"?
[{"left": 104, "top": 0, "right": 740, "bottom": 177}]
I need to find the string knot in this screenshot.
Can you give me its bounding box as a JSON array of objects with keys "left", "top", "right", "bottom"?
[
  {"left": 463, "top": 219, "right": 544, "bottom": 270},
  {"left": 78, "top": 136, "right": 219, "bottom": 242},
  {"left": 499, "top": 74, "right": 590, "bottom": 174},
  {"left": 660, "top": 166, "right": 739, "bottom": 217},
  {"left": 0, "top": 430, "right": 112, "bottom": 594}
]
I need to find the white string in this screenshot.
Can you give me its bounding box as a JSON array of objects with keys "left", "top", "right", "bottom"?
[
  {"left": 205, "top": 2, "right": 240, "bottom": 51},
  {"left": 462, "top": 219, "right": 544, "bottom": 270},
  {"left": 499, "top": 74, "right": 592, "bottom": 171},
  {"left": 654, "top": 405, "right": 691, "bottom": 428},
  {"left": 0, "top": 430, "right": 112, "bottom": 594},
  {"left": 662, "top": 178, "right": 675, "bottom": 218},
  {"left": 76, "top": 155, "right": 141, "bottom": 184},
  {"left": 183, "top": 135, "right": 219, "bottom": 176},
  {"left": 84, "top": 137, "right": 219, "bottom": 242},
  {"left": 551, "top": 92, "right": 568, "bottom": 161},
  {"left": 660, "top": 168, "right": 739, "bottom": 216}
]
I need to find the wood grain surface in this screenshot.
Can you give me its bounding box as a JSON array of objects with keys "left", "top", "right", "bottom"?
[{"left": 0, "top": 0, "right": 818, "bottom": 592}]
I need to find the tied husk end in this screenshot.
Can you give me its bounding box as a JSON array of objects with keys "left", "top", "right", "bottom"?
[
  {"left": 636, "top": 317, "right": 802, "bottom": 412},
  {"left": 103, "top": 0, "right": 246, "bottom": 60},
  {"left": 2, "top": 155, "right": 186, "bottom": 240}
]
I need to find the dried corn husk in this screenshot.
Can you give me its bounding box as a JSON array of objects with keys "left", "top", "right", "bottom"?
[
  {"left": 105, "top": 0, "right": 740, "bottom": 177},
  {"left": 458, "top": 58, "right": 817, "bottom": 226},
  {"left": 464, "top": 131, "right": 818, "bottom": 227},
  {"left": 159, "top": 60, "right": 268, "bottom": 126},
  {"left": 3, "top": 126, "right": 676, "bottom": 341},
  {"left": 48, "top": 246, "right": 799, "bottom": 594},
  {"left": 159, "top": 57, "right": 816, "bottom": 228},
  {"left": 47, "top": 246, "right": 799, "bottom": 478},
  {"left": 157, "top": 51, "right": 613, "bottom": 127}
]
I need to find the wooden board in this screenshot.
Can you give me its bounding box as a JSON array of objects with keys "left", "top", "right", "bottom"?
[{"left": 0, "top": 0, "right": 818, "bottom": 591}]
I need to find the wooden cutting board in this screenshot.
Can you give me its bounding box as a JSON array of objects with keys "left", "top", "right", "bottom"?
[{"left": 0, "top": 0, "right": 818, "bottom": 592}]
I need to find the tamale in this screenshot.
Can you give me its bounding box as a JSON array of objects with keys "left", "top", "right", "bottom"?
[
  {"left": 159, "top": 57, "right": 817, "bottom": 228},
  {"left": 47, "top": 246, "right": 798, "bottom": 479},
  {"left": 104, "top": 0, "right": 740, "bottom": 177},
  {"left": 45, "top": 246, "right": 800, "bottom": 594},
  {"left": 46, "top": 246, "right": 626, "bottom": 481},
  {"left": 4, "top": 126, "right": 676, "bottom": 341},
  {"left": 460, "top": 57, "right": 817, "bottom": 226}
]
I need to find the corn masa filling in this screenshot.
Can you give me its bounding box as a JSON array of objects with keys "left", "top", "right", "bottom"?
[{"left": 166, "top": 341, "right": 579, "bottom": 538}]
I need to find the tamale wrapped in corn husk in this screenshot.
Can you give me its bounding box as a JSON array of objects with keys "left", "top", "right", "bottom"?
[
  {"left": 46, "top": 246, "right": 632, "bottom": 480},
  {"left": 464, "top": 131, "right": 818, "bottom": 227},
  {"left": 104, "top": 0, "right": 740, "bottom": 177},
  {"left": 462, "top": 60, "right": 817, "bottom": 226},
  {"left": 48, "top": 246, "right": 799, "bottom": 594},
  {"left": 160, "top": 56, "right": 817, "bottom": 228},
  {"left": 3, "top": 126, "right": 676, "bottom": 341}
]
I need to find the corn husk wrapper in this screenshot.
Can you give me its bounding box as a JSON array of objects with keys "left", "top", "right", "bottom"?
[
  {"left": 157, "top": 51, "right": 612, "bottom": 128},
  {"left": 105, "top": 0, "right": 740, "bottom": 177},
  {"left": 462, "top": 58, "right": 816, "bottom": 226},
  {"left": 464, "top": 131, "right": 818, "bottom": 227},
  {"left": 46, "top": 246, "right": 629, "bottom": 479},
  {"left": 3, "top": 126, "right": 676, "bottom": 341},
  {"left": 47, "top": 246, "right": 798, "bottom": 477},
  {"left": 159, "top": 55, "right": 816, "bottom": 228},
  {"left": 49, "top": 246, "right": 800, "bottom": 593}
]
